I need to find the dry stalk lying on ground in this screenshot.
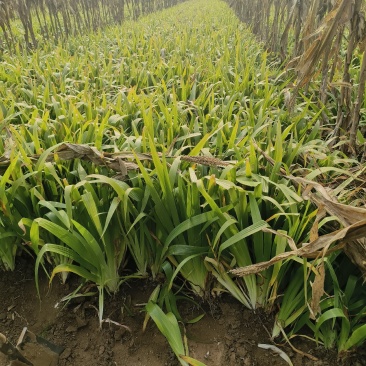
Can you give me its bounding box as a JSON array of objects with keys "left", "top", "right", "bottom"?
[{"left": 0, "top": 143, "right": 234, "bottom": 179}]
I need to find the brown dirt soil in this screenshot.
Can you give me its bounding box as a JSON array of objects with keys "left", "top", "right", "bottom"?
[{"left": 1, "top": 257, "right": 365, "bottom": 366}]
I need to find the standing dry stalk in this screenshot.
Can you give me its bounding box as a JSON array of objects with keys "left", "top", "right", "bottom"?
[
  {"left": 0, "top": 0, "right": 185, "bottom": 51},
  {"left": 227, "top": 0, "right": 366, "bottom": 155}
]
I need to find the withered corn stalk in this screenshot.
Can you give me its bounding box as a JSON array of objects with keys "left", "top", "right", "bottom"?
[
  {"left": 227, "top": 0, "right": 366, "bottom": 153},
  {"left": 0, "top": 143, "right": 232, "bottom": 180},
  {"left": 0, "top": 0, "right": 186, "bottom": 51}
]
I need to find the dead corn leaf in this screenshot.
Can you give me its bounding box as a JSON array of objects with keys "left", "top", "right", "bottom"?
[
  {"left": 293, "top": 177, "right": 366, "bottom": 274},
  {"left": 309, "top": 261, "right": 325, "bottom": 320},
  {"left": 309, "top": 206, "right": 326, "bottom": 242},
  {"left": 231, "top": 219, "right": 366, "bottom": 277},
  {"left": 0, "top": 143, "right": 233, "bottom": 175},
  {"left": 294, "top": 0, "right": 354, "bottom": 89}
]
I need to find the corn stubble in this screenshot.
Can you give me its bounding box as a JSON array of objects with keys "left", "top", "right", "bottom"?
[{"left": 0, "top": 0, "right": 366, "bottom": 363}]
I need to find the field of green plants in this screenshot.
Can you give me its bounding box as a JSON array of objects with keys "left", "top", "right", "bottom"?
[{"left": 1, "top": 0, "right": 366, "bottom": 365}]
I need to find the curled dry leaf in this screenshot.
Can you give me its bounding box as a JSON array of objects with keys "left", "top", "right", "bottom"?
[
  {"left": 295, "top": 0, "right": 354, "bottom": 89},
  {"left": 0, "top": 143, "right": 233, "bottom": 176},
  {"left": 291, "top": 176, "right": 366, "bottom": 275},
  {"left": 178, "top": 155, "right": 233, "bottom": 168},
  {"left": 231, "top": 219, "right": 366, "bottom": 277},
  {"left": 262, "top": 228, "right": 297, "bottom": 251},
  {"left": 309, "top": 261, "right": 325, "bottom": 320},
  {"left": 309, "top": 205, "right": 326, "bottom": 242},
  {"left": 297, "top": 178, "right": 366, "bottom": 275},
  {"left": 232, "top": 177, "right": 366, "bottom": 278},
  {"left": 53, "top": 143, "right": 139, "bottom": 176},
  {"left": 314, "top": 200, "right": 366, "bottom": 274}
]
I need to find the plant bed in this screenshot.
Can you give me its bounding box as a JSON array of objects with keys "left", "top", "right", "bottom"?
[
  {"left": 1, "top": 257, "right": 365, "bottom": 366},
  {"left": 1, "top": 0, "right": 366, "bottom": 364}
]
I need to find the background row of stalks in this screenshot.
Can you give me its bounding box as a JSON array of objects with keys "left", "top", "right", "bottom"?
[
  {"left": 228, "top": 0, "right": 366, "bottom": 153},
  {"left": 0, "top": 0, "right": 184, "bottom": 50}
]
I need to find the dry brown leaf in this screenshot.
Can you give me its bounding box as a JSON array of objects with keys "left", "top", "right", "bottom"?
[
  {"left": 295, "top": 0, "right": 354, "bottom": 89},
  {"left": 262, "top": 228, "right": 297, "bottom": 251},
  {"left": 0, "top": 143, "right": 233, "bottom": 172},
  {"left": 309, "top": 206, "right": 326, "bottom": 242},
  {"left": 179, "top": 155, "right": 233, "bottom": 167},
  {"left": 310, "top": 194, "right": 366, "bottom": 226},
  {"left": 232, "top": 175, "right": 366, "bottom": 277},
  {"left": 309, "top": 261, "right": 325, "bottom": 320},
  {"left": 53, "top": 143, "right": 139, "bottom": 176},
  {"left": 293, "top": 177, "right": 366, "bottom": 274},
  {"left": 289, "top": 176, "right": 335, "bottom": 201},
  {"left": 231, "top": 219, "right": 366, "bottom": 277}
]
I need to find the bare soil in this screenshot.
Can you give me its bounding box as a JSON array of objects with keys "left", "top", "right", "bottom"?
[{"left": 1, "top": 257, "right": 365, "bottom": 366}]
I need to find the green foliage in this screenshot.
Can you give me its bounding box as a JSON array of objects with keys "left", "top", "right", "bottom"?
[
  {"left": 290, "top": 257, "right": 366, "bottom": 352},
  {"left": 0, "top": 0, "right": 365, "bottom": 359}
]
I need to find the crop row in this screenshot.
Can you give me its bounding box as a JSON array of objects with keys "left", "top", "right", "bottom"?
[{"left": 1, "top": 0, "right": 365, "bottom": 363}]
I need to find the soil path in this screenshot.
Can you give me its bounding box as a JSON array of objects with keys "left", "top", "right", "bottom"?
[{"left": 1, "top": 258, "right": 364, "bottom": 366}]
